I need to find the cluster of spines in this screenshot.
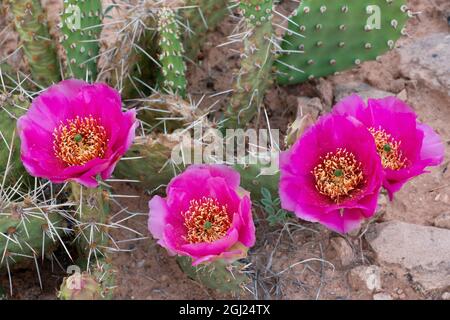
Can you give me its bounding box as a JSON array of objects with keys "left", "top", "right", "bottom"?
[
  {"left": 0, "top": 94, "right": 31, "bottom": 188},
  {"left": 177, "top": 256, "right": 250, "bottom": 293},
  {"left": 7, "top": 0, "right": 60, "bottom": 86},
  {"left": 182, "top": 0, "right": 230, "bottom": 60},
  {"left": 157, "top": 8, "right": 187, "bottom": 98},
  {"left": 274, "top": 0, "right": 410, "bottom": 85},
  {"left": 60, "top": 0, "right": 103, "bottom": 81},
  {"left": 224, "top": 0, "right": 275, "bottom": 128},
  {"left": 0, "top": 199, "right": 66, "bottom": 267}
]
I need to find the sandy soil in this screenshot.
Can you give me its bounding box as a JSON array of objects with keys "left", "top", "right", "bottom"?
[{"left": 0, "top": 0, "right": 449, "bottom": 300}]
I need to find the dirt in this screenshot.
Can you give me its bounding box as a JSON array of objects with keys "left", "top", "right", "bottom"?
[{"left": 1, "top": 0, "right": 449, "bottom": 300}]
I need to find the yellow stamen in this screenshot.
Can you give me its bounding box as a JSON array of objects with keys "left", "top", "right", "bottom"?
[
  {"left": 53, "top": 115, "right": 108, "bottom": 166},
  {"left": 368, "top": 126, "right": 408, "bottom": 170},
  {"left": 312, "top": 148, "right": 365, "bottom": 203},
  {"left": 183, "top": 197, "right": 231, "bottom": 244}
]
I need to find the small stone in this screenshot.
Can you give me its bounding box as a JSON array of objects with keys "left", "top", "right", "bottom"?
[
  {"left": 366, "top": 221, "right": 450, "bottom": 291},
  {"left": 330, "top": 237, "right": 354, "bottom": 267},
  {"left": 434, "top": 212, "right": 450, "bottom": 229},
  {"left": 373, "top": 292, "right": 393, "bottom": 300},
  {"left": 160, "top": 275, "right": 169, "bottom": 282},
  {"left": 348, "top": 265, "right": 382, "bottom": 293},
  {"left": 334, "top": 82, "right": 394, "bottom": 103},
  {"left": 398, "top": 33, "right": 450, "bottom": 95},
  {"left": 137, "top": 260, "right": 145, "bottom": 268},
  {"left": 396, "top": 89, "right": 407, "bottom": 101}
]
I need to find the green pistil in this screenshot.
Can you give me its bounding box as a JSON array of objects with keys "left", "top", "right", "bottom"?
[
  {"left": 204, "top": 221, "right": 212, "bottom": 230},
  {"left": 334, "top": 169, "right": 343, "bottom": 177},
  {"left": 74, "top": 134, "right": 83, "bottom": 142},
  {"left": 383, "top": 144, "right": 392, "bottom": 152}
]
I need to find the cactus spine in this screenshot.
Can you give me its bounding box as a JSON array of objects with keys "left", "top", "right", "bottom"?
[
  {"left": 61, "top": 0, "right": 103, "bottom": 81},
  {"left": 0, "top": 198, "right": 67, "bottom": 270},
  {"left": 7, "top": 0, "right": 60, "bottom": 86},
  {"left": 157, "top": 8, "right": 187, "bottom": 98},
  {"left": 69, "top": 183, "right": 116, "bottom": 299},
  {"left": 225, "top": 0, "right": 275, "bottom": 128},
  {"left": 0, "top": 93, "right": 31, "bottom": 188},
  {"left": 274, "top": 0, "right": 410, "bottom": 85},
  {"left": 183, "top": 0, "right": 230, "bottom": 60},
  {"left": 177, "top": 256, "right": 250, "bottom": 293}
]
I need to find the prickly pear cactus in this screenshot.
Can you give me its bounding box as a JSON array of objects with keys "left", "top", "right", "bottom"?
[
  {"left": 225, "top": 0, "right": 275, "bottom": 128},
  {"left": 183, "top": 0, "right": 230, "bottom": 60},
  {"left": 157, "top": 8, "right": 187, "bottom": 97},
  {"left": 70, "top": 184, "right": 110, "bottom": 264},
  {"left": 7, "top": 0, "right": 60, "bottom": 86},
  {"left": 177, "top": 256, "right": 249, "bottom": 293},
  {"left": 0, "top": 94, "right": 31, "bottom": 188},
  {"left": 138, "top": 93, "right": 199, "bottom": 133},
  {"left": 234, "top": 161, "right": 279, "bottom": 202},
  {"left": 60, "top": 0, "right": 103, "bottom": 81},
  {"left": 274, "top": 0, "right": 410, "bottom": 85},
  {"left": 0, "top": 199, "right": 66, "bottom": 268},
  {"left": 114, "top": 134, "right": 179, "bottom": 193}
]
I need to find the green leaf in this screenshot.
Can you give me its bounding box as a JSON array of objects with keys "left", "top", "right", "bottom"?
[{"left": 260, "top": 187, "right": 272, "bottom": 201}]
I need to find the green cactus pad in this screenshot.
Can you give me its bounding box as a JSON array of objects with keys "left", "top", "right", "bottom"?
[
  {"left": 70, "top": 184, "right": 110, "bottom": 258},
  {"left": 274, "top": 0, "right": 409, "bottom": 85},
  {"left": 177, "top": 256, "right": 250, "bottom": 293},
  {"left": 114, "top": 135, "right": 179, "bottom": 193},
  {"left": 157, "top": 8, "right": 187, "bottom": 97},
  {"left": 225, "top": 0, "right": 275, "bottom": 128},
  {"left": 0, "top": 94, "right": 31, "bottom": 188},
  {"left": 234, "top": 161, "right": 279, "bottom": 202},
  {"left": 7, "top": 0, "right": 60, "bottom": 86},
  {"left": 0, "top": 200, "right": 66, "bottom": 268},
  {"left": 61, "top": 0, "right": 103, "bottom": 81}
]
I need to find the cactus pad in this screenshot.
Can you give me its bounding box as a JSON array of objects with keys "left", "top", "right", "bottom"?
[
  {"left": 0, "top": 94, "right": 31, "bottom": 188},
  {"left": 177, "top": 256, "right": 250, "bottom": 293},
  {"left": 157, "top": 8, "right": 187, "bottom": 97},
  {"left": 274, "top": 0, "right": 410, "bottom": 85},
  {"left": 7, "top": 0, "right": 60, "bottom": 86},
  {"left": 225, "top": 0, "right": 275, "bottom": 127},
  {"left": 0, "top": 200, "right": 66, "bottom": 268},
  {"left": 61, "top": 0, "right": 103, "bottom": 81}
]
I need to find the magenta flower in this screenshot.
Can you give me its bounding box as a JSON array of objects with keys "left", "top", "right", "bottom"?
[
  {"left": 17, "top": 79, "right": 137, "bottom": 188},
  {"left": 333, "top": 95, "right": 445, "bottom": 199},
  {"left": 280, "top": 114, "right": 384, "bottom": 234},
  {"left": 148, "top": 165, "right": 256, "bottom": 266}
]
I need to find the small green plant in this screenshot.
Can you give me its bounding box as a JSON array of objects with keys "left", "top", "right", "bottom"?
[{"left": 259, "top": 187, "right": 292, "bottom": 226}]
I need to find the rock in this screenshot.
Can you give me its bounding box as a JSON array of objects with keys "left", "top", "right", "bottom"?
[
  {"left": 330, "top": 237, "right": 354, "bottom": 267},
  {"left": 434, "top": 212, "right": 450, "bottom": 230},
  {"left": 296, "top": 97, "right": 324, "bottom": 119},
  {"left": 366, "top": 221, "right": 450, "bottom": 291},
  {"left": 442, "top": 292, "right": 450, "bottom": 300},
  {"left": 316, "top": 79, "right": 333, "bottom": 111},
  {"left": 373, "top": 292, "right": 393, "bottom": 300},
  {"left": 348, "top": 265, "right": 382, "bottom": 293},
  {"left": 398, "top": 33, "right": 450, "bottom": 95},
  {"left": 334, "top": 82, "right": 394, "bottom": 103}
]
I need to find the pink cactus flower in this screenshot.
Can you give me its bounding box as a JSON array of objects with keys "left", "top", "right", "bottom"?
[
  {"left": 333, "top": 95, "right": 445, "bottom": 199},
  {"left": 280, "top": 114, "right": 384, "bottom": 234},
  {"left": 148, "top": 165, "right": 256, "bottom": 266},
  {"left": 17, "top": 79, "right": 137, "bottom": 188}
]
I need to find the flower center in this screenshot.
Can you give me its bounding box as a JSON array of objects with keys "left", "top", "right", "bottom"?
[
  {"left": 182, "top": 197, "right": 231, "bottom": 244},
  {"left": 368, "top": 126, "right": 408, "bottom": 170},
  {"left": 312, "top": 148, "right": 365, "bottom": 203},
  {"left": 53, "top": 115, "right": 108, "bottom": 166}
]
